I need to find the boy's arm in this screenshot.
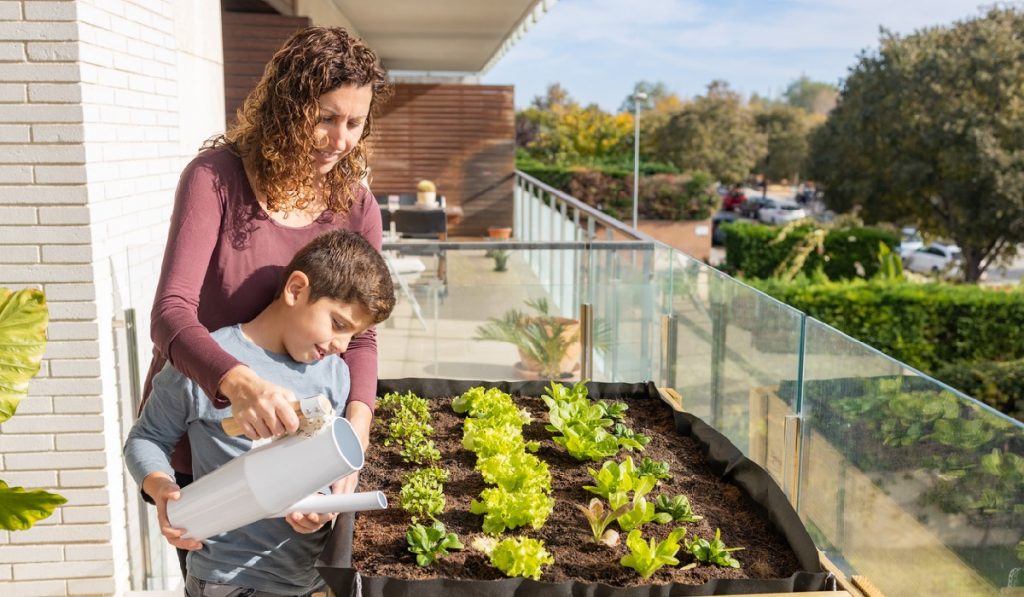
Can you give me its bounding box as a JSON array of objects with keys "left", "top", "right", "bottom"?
[{"left": 123, "top": 368, "right": 203, "bottom": 550}]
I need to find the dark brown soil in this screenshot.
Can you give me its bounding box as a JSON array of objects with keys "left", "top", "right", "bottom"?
[{"left": 352, "top": 395, "right": 803, "bottom": 587}]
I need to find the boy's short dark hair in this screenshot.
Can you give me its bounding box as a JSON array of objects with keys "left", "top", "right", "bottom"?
[{"left": 279, "top": 230, "right": 395, "bottom": 324}]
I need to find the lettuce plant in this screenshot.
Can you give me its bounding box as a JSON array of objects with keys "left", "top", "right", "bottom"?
[
  {"left": 406, "top": 519, "right": 463, "bottom": 566},
  {"left": 584, "top": 456, "right": 658, "bottom": 509},
  {"left": 470, "top": 486, "right": 554, "bottom": 535},
  {"left": 474, "top": 536, "right": 554, "bottom": 581},
  {"left": 655, "top": 494, "right": 702, "bottom": 523},
  {"left": 620, "top": 528, "right": 694, "bottom": 579},
  {"left": 617, "top": 495, "right": 673, "bottom": 532},
  {"left": 685, "top": 528, "right": 744, "bottom": 568},
  {"left": 457, "top": 386, "right": 553, "bottom": 535},
  {"left": 543, "top": 382, "right": 649, "bottom": 461}
]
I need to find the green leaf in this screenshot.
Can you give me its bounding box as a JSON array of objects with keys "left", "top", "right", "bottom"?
[
  {"left": 0, "top": 289, "right": 48, "bottom": 424},
  {"left": 0, "top": 481, "right": 66, "bottom": 531}
]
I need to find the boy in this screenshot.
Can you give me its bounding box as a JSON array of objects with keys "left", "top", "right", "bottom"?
[{"left": 124, "top": 230, "right": 396, "bottom": 596}]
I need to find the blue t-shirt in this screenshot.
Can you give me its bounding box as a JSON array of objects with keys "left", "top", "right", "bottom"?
[{"left": 124, "top": 325, "right": 350, "bottom": 594}]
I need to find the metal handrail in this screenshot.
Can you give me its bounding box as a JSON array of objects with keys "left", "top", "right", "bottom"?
[{"left": 514, "top": 170, "right": 661, "bottom": 244}]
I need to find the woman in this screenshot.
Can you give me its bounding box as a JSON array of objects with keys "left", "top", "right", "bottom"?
[{"left": 145, "top": 26, "right": 390, "bottom": 512}]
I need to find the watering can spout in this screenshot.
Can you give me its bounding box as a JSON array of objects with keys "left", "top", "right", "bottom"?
[{"left": 271, "top": 491, "right": 388, "bottom": 518}]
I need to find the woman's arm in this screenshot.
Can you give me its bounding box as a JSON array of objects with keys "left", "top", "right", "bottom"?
[
  {"left": 340, "top": 187, "right": 384, "bottom": 413},
  {"left": 150, "top": 156, "right": 298, "bottom": 438}
]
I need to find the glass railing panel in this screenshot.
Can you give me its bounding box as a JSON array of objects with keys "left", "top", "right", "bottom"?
[
  {"left": 799, "top": 319, "right": 1022, "bottom": 596},
  {"left": 581, "top": 243, "right": 665, "bottom": 384},
  {"left": 665, "top": 248, "right": 804, "bottom": 480},
  {"left": 378, "top": 244, "right": 587, "bottom": 382},
  {"left": 117, "top": 243, "right": 178, "bottom": 590}
]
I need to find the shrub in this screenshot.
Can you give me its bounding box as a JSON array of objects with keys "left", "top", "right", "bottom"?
[
  {"left": 721, "top": 222, "right": 899, "bottom": 280},
  {"left": 516, "top": 159, "right": 714, "bottom": 221}
]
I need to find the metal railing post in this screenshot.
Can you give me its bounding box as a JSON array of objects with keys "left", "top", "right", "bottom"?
[
  {"left": 660, "top": 313, "right": 677, "bottom": 388},
  {"left": 580, "top": 302, "right": 593, "bottom": 381}
]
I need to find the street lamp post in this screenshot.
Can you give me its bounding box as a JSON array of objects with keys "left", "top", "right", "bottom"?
[{"left": 632, "top": 92, "right": 647, "bottom": 230}]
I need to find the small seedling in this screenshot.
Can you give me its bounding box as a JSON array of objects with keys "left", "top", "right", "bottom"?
[
  {"left": 576, "top": 497, "right": 629, "bottom": 544},
  {"left": 406, "top": 519, "right": 463, "bottom": 566},
  {"left": 685, "top": 528, "right": 744, "bottom": 568}
]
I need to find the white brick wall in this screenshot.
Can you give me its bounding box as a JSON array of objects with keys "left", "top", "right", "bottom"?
[{"left": 0, "top": 1, "right": 224, "bottom": 594}]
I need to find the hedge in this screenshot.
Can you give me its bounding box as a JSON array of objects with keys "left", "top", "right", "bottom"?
[
  {"left": 934, "top": 358, "right": 1024, "bottom": 420},
  {"left": 749, "top": 278, "right": 1024, "bottom": 374},
  {"left": 721, "top": 222, "right": 900, "bottom": 280}
]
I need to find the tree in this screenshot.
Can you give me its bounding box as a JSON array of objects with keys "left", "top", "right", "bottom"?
[
  {"left": 652, "top": 81, "right": 764, "bottom": 184},
  {"left": 754, "top": 104, "right": 812, "bottom": 183},
  {"left": 619, "top": 80, "right": 671, "bottom": 113},
  {"left": 518, "top": 84, "right": 633, "bottom": 164},
  {"left": 808, "top": 7, "right": 1024, "bottom": 281},
  {"left": 782, "top": 76, "right": 838, "bottom": 114}
]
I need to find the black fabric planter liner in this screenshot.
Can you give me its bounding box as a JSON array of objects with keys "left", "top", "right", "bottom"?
[{"left": 318, "top": 379, "right": 831, "bottom": 596}]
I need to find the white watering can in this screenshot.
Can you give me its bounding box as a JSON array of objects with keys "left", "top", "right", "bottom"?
[{"left": 167, "top": 415, "right": 385, "bottom": 541}]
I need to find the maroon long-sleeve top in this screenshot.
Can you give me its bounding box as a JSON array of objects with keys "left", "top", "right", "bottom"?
[{"left": 144, "top": 146, "right": 382, "bottom": 472}]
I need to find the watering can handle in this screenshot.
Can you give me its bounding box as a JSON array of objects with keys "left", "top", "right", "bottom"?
[{"left": 221, "top": 394, "right": 332, "bottom": 437}]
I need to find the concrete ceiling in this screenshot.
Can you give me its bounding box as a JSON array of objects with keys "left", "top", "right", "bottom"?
[{"left": 325, "top": 0, "right": 552, "bottom": 74}]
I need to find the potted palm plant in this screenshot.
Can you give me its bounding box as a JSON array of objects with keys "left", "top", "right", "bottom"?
[{"left": 474, "top": 298, "right": 609, "bottom": 379}]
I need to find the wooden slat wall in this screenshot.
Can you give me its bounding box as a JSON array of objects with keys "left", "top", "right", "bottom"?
[
  {"left": 221, "top": 10, "right": 310, "bottom": 126},
  {"left": 369, "top": 84, "right": 515, "bottom": 236}
]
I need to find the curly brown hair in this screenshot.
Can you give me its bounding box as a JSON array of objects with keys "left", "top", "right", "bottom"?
[{"left": 209, "top": 27, "right": 391, "bottom": 214}]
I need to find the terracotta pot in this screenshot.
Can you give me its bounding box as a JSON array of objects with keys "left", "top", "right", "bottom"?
[
  {"left": 487, "top": 226, "right": 512, "bottom": 239},
  {"left": 515, "top": 317, "right": 581, "bottom": 378}
]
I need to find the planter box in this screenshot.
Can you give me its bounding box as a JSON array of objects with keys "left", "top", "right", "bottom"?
[{"left": 319, "top": 380, "right": 830, "bottom": 596}]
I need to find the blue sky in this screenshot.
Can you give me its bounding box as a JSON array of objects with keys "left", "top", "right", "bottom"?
[{"left": 482, "top": 0, "right": 999, "bottom": 112}]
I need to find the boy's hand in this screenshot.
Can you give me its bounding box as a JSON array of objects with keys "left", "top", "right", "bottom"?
[
  {"left": 143, "top": 472, "right": 203, "bottom": 551},
  {"left": 285, "top": 511, "right": 336, "bottom": 534},
  {"left": 220, "top": 365, "right": 299, "bottom": 439}
]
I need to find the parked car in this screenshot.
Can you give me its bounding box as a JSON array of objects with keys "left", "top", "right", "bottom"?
[
  {"left": 898, "top": 227, "right": 924, "bottom": 261},
  {"left": 722, "top": 188, "right": 747, "bottom": 211},
  {"left": 738, "top": 195, "right": 771, "bottom": 219},
  {"left": 757, "top": 198, "right": 808, "bottom": 224},
  {"left": 904, "top": 243, "right": 962, "bottom": 276}
]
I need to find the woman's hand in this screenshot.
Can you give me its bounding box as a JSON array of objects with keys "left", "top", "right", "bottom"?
[
  {"left": 219, "top": 365, "right": 300, "bottom": 439},
  {"left": 285, "top": 510, "right": 336, "bottom": 534},
  {"left": 143, "top": 473, "right": 203, "bottom": 551}
]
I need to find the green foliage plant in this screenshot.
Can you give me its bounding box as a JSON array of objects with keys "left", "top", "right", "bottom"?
[
  {"left": 542, "top": 382, "right": 646, "bottom": 461},
  {"left": 455, "top": 386, "right": 554, "bottom": 535},
  {"left": 474, "top": 298, "right": 580, "bottom": 379},
  {"left": 655, "top": 494, "right": 703, "bottom": 523},
  {"left": 406, "top": 519, "right": 463, "bottom": 566},
  {"left": 685, "top": 528, "right": 744, "bottom": 568},
  {"left": 473, "top": 535, "right": 554, "bottom": 581},
  {"left": 0, "top": 289, "right": 66, "bottom": 530},
  {"left": 399, "top": 466, "right": 448, "bottom": 521},
  {"left": 584, "top": 456, "right": 658, "bottom": 510},
  {"left": 377, "top": 391, "right": 440, "bottom": 464},
  {"left": 617, "top": 495, "right": 673, "bottom": 532},
  {"left": 576, "top": 497, "right": 629, "bottom": 544},
  {"left": 636, "top": 457, "right": 670, "bottom": 481},
  {"left": 620, "top": 528, "right": 694, "bottom": 579}
]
